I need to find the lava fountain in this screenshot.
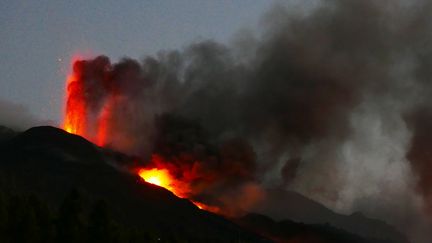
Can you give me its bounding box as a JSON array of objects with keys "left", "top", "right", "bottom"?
[{"left": 63, "top": 59, "right": 87, "bottom": 136}]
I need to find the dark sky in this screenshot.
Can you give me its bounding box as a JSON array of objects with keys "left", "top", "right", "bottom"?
[{"left": 0, "top": 0, "right": 274, "bottom": 124}]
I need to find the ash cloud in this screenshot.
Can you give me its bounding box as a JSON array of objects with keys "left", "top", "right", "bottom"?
[{"left": 69, "top": 0, "right": 432, "bottom": 241}]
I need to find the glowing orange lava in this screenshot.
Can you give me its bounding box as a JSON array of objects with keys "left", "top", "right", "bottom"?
[
  {"left": 137, "top": 167, "right": 219, "bottom": 212},
  {"left": 138, "top": 168, "right": 174, "bottom": 192}
]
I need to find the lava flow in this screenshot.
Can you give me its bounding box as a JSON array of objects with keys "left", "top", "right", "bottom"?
[
  {"left": 137, "top": 158, "right": 191, "bottom": 198},
  {"left": 62, "top": 59, "right": 203, "bottom": 208},
  {"left": 62, "top": 56, "right": 222, "bottom": 214},
  {"left": 138, "top": 168, "right": 175, "bottom": 192}
]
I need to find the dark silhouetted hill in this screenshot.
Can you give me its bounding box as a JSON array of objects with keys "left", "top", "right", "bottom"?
[
  {"left": 235, "top": 213, "right": 404, "bottom": 243},
  {"left": 0, "top": 126, "right": 269, "bottom": 243},
  {"left": 251, "top": 189, "right": 408, "bottom": 243},
  {"left": 0, "top": 125, "right": 408, "bottom": 243}
]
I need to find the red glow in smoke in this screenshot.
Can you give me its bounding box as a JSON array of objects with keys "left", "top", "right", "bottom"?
[
  {"left": 63, "top": 56, "right": 107, "bottom": 147},
  {"left": 62, "top": 56, "right": 220, "bottom": 213},
  {"left": 63, "top": 57, "right": 87, "bottom": 136}
]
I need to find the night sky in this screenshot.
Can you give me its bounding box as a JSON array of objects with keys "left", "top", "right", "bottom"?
[{"left": 0, "top": 0, "right": 275, "bottom": 124}]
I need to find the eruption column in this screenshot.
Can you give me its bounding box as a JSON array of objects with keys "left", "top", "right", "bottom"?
[{"left": 63, "top": 67, "right": 87, "bottom": 136}]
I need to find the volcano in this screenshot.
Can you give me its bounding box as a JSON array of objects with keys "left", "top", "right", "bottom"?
[
  {"left": 0, "top": 126, "right": 268, "bottom": 242},
  {"left": 0, "top": 125, "right": 408, "bottom": 242}
]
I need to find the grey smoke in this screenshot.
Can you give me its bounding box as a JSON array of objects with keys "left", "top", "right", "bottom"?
[{"left": 71, "top": 0, "right": 432, "bottom": 241}]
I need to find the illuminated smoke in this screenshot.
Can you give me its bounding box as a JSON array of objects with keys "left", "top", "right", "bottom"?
[
  {"left": 62, "top": 1, "right": 432, "bottom": 241},
  {"left": 63, "top": 55, "right": 110, "bottom": 143}
]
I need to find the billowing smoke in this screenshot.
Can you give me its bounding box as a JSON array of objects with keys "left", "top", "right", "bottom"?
[{"left": 64, "top": 0, "right": 432, "bottom": 241}]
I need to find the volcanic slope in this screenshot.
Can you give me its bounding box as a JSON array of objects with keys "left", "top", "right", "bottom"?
[
  {"left": 0, "top": 126, "right": 269, "bottom": 243},
  {"left": 250, "top": 189, "right": 408, "bottom": 243},
  {"left": 0, "top": 126, "right": 407, "bottom": 243}
]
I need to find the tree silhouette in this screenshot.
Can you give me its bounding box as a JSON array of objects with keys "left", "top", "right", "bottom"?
[
  {"left": 0, "top": 188, "right": 229, "bottom": 243},
  {"left": 87, "top": 200, "right": 114, "bottom": 242},
  {"left": 55, "top": 189, "right": 85, "bottom": 243},
  {"left": 0, "top": 191, "right": 7, "bottom": 242},
  {"left": 28, "top": 195, "right": 53, "bottom": 243}
]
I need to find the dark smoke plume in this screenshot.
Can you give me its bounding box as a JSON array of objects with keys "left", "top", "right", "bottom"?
[{"left": 67, "top": 0, "right": 432, "bottom": 241}]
